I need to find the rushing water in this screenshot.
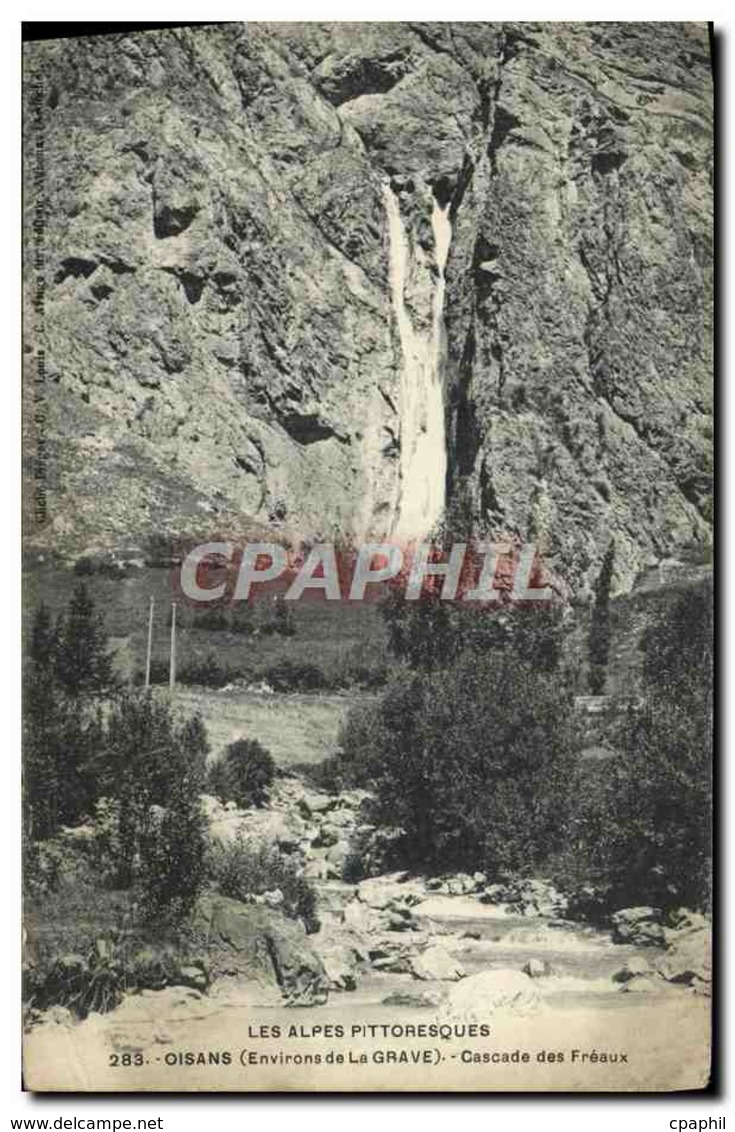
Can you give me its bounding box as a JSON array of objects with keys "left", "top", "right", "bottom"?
[{"left": 383, "top": 185, "right": 450, "bottom": 543}]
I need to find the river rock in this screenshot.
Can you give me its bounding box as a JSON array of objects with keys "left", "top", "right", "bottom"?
[
  {"left": 301, "top": 857, "right": 330, "bottom": 881},
  {"left": 382, "top": 989, "right": 444, "bottom": 1008},
  {"left": 313, "top": 823, "right": 340, "bottom": 848},
  {"left": 481, "top": 884, "right": 512, "bottom": 904},
  {"left": 343, "top": 898, "right": 378, "bottom": 935},
  {"left": 440, "top": 970, "right": 543, "bottom": 1021},
  {"left": 297, "top": 793, "right": 333, "bottom": 818},
  {"left": 522, "top": 958, "right": 552, "bottom": 979},
  {"left": 195, "top": 895, "right": 328, "bottom": 1006},
  {"left": 324, "top": 808, "right": 356, "bottom": 829},
  {"left": 319, "top": 945, "right": 359, "bottom": 992},
  {"left": 325, "top": 840, "right": 351, "bottom": 865},
  {"left": 369, "top": 945, "right": 413, "bottom": 974},
  {"left": 612, "top": 956, "right": 651, "bottom": 983},
  {"left": 357, "top": 877, "right": 422, "bottom": 910},
  {"left": 657, "top": 928, "right": 711, "bottom": 988},
  {"left": 387, "top": 907, "right": 419, "bottom": 932},
  {"left": 611, "top": 907, "right": 665, "bottom": 947},
  {"left": 619, "top": 976, "right": 662, "bottom": 994},
  {"left": 410, "top": 945, "right": 464, "bottom": 982},
  {"left": 178, "top": 965, "right": 209, "bottom": 991}
]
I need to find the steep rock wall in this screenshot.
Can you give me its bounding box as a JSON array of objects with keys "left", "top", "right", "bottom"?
[{"left": 23, "top": 23, "right": 713, "bottom": 592}]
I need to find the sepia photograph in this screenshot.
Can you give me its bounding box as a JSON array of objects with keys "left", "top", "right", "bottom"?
[{"left": 20, "top": 18, "right": 713, "bottom": 1094}]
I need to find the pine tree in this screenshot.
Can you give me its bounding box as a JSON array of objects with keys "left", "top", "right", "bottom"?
[
  {"left": 55, "top": 582, "right": 113, "bottom": 695},
  {"left": 24, "top": 602, "right": 103, "bottom": 838}
]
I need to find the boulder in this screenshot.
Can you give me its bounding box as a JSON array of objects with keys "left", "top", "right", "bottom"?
[
  {"left": 446, "top": 874, "right": 476, "bottom": 896},
  {"left": 301, "top": 858, "right": 330, "bottom": 881},
  {"left": 619, "top": 976, "right": 661, "bottom": 994},
  {"left": 611, "top": 906, "right": 665, "bottom": 947},
  {"left": 481, "top": 884, "right": 512, "bottom": 905},
  {"left": 612, "top": 956, "right": 651, "bottom": 983},
  {"left": 657, "top": 928, "right": 711, "bottom": 987},
  {"left": 319, "top": 945, "right": 359, "bottom": 991},
  {"left": 440, "top": 970, "right": 543, "bottom": 1020},
  {"left": 209, "top": 808, "right": 304, "bottom": 853},
  {"left": 262, "top": 888, "right": 284, "bottom": 909},
  {"left": 522, "top": 958, "right": 552, "bottom": 978},
  {"left": 382, "top": 989, "right": 443, "bottom": 1009},
  {"left": 178, "top": 965, "right": 209, "bottom": 991},
  {"left": 313, "top": 823, "right": 340, "bottom": 848},
  {"left": 410, "top": 945, "right": 464, "bottom": 982},
  {"left": 357, "top": 879, "right": 404, "bottom": 910},
  {"left": 508, "top": 878, "right": 566, "bottom": 918},
  {"left": 337, "top": 790, "right": 372, "bottom": 810},
  {"left": 369, "top": 946, "right": 413, "bottom": 974},
  {"left": 343, "top": 899, "right": 378, "bottom": 935},
  {"left": 388, "top": 907, "right": 419, "bottom": 932},
  {"left": 663, "top": 908, "right": 710, "bottom": 940},
  {"left": 194, "top": 895, "right": 328, "bottom": 1006},
  {"left": 324, "top": 840, "right": 351, "bottom": 878},
  {"left": 297, "top": 792, "right": 333, "bottom": 818},
  {"left": 325, "top": 808, "right": 356, "bottom": 828}
]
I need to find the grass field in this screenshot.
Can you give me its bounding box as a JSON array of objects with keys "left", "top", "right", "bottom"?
[
  {"left": 170, "top": 685, "right": 370, "bottom": 766},
  {"left": 23, "top": 560, "right": 388, "bottom": 688}
]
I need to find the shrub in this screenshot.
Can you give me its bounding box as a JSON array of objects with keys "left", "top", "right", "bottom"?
[
  {"left": 555, "top": 580, "right": 713, "bottom": 915},
  {"left": 288, "top": 757, "right": 346, "bottom": 795},
  {"left": 380, "top": 590, "right": 570, "bottom": 676},
  {"left": 73, "top": 556, "right": 128, "bottom": 580},
  {"left": 133, "top": 659, "right": 170, "bottom": 687},
  {"left": 207, "top": 836, "right": 318, "bottom": 932},
  {"left": 178, "top": 653, "right": 233, "bottom": 688},
  {"left": 96, "top": 692, "right": 209, "bottom": 896},
  {"left": 191, "top": 607, "right": 229, "bottom": 632},
  {"left": 263, "top": 659, "right": 327, "bottom": 692},
  {"left": 207, "top": 739, "right": 275, "bottom": 809},
  {"left": 337, "top": 650, "right": 577, "bottom": 876},
  {"left": 137, "top": 783, "right": 208, "bottom": 924}
]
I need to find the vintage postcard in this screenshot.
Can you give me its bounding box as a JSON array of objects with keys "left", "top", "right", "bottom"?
[{"left": 22, "top": 22, "right": 713, "bottom": 1092}]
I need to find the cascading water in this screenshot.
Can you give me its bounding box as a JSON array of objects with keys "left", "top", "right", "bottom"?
[{"left": 383, "top": 183, "right": 450, "bottom": 543}]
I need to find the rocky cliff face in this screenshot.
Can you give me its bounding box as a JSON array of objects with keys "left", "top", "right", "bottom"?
[{"left": 23, "top": 23, "right": 713, "bottom": 592}]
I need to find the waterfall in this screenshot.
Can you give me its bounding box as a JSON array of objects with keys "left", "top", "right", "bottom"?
[{"left": 383, "top": 183, "right": 450, "bottom": 543}]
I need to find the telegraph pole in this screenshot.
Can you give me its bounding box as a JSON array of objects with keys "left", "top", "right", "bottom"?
[
  {"left": 169, "top": 600, "right": 177, "bottom": 691},
  {"left": 144, "top": 595, "right": 154, "bottom": 689}
]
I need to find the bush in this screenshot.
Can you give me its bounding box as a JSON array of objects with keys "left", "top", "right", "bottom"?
[
  {"left": 137, "top": 783, "right": 208, "bottom": 924},
  {"left": 263, "top": 659, "right": 327, "bottom": 692},
  {"left": 380, "top": 590, "right": 570, "bottom": 676},
  {"left": 207, "top": 836, "right": 318, "bottom": 932},
  {"left": 178, "top": 653, "right": 234, "bottom": 688},
  {"left": 337, "top": 650, "right": 576, "bottom": 876},
  {"left": 192, "top": 607, "right": 230, "bottom": 632},
  {"left": 96, "top": 692, "right": 209, "bottom": 898},
  {"left": 207, "top": 739, "right": 275, "bottom": 809},
  {"left": 288, "top": 757, "right": 346, "bottom": 795},
  {"left": 133, "top": 659, "right": 170, "bottom": 687},
  {"left": 554, "top": 580, "right": 713, "bottom": 915},
  {"left": 73, "top": 556, "right": 129, "bottom": 580}
]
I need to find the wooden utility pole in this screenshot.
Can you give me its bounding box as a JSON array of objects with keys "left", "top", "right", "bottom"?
[
  {"left": 169, "top": 600, "right": 177, "bottom": 691},
  {"left": 144, "top": 595, "right": 154, "bottom": 688}
]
